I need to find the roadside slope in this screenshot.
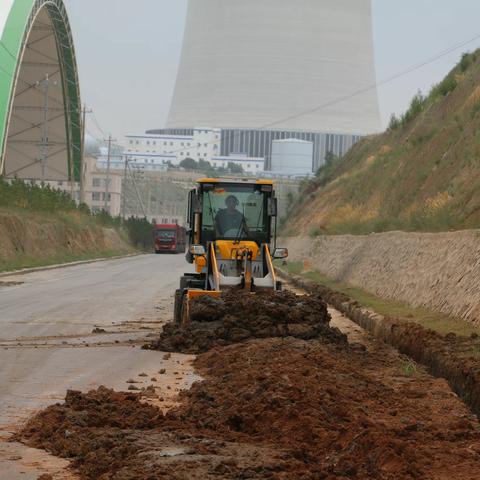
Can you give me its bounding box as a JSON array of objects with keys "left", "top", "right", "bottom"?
[
  {"left": 0, "top": 209, "right": 133, "bottom": 271},
  {"left": 281, "top": 230, "right": 480, "bottom": 326},
  {"left": 286, "top": 50, "right": 480, "bottom": 235}
]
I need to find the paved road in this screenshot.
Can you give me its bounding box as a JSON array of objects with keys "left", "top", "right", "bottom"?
[
  {"left": 0, "top": 254, "right": 196, "bottom": 479},
  {"left": 0, "top": 254, "right": 189, "bottom": 340}
]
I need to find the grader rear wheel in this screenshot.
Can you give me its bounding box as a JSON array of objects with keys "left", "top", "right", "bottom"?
[
  {"left": 173, "top": 289, "right": 182, "bottom": 325},
  {"left": 180, "top": 294, "right": 190, "bottom": 327}
]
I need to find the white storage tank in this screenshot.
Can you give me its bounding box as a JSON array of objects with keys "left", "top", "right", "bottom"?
[{"left": 270, "top": 139, "right": 314, "bottom": 176}]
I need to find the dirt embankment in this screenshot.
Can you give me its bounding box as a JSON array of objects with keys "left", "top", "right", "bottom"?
[
  {"left": 281, "top": 231, "right": 480, "bottom": 326},
  {"left": 17, "top": 292, "right": 480, "bottom": 479},
  {"left": 0, "top": 210, "right": 132, "bottom": 270}
]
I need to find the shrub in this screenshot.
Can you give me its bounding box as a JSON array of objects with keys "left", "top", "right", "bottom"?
[
  {"left": 430, "top": 74, "right": 457, "bottom": 99},
  {"left": 388, "top": 113, "right": 400, "bottom": 131},
  {"left": 401, "top": 91, "right": 426, "bottom": 125}
]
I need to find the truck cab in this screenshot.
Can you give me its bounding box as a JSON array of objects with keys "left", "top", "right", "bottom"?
[{"left": 154, "top": 224, "right": 186, "bottom": 254}]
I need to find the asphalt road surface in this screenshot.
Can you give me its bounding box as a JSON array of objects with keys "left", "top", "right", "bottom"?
[{"left": 0, "top": 254, "right": 196, "bottom": 479}]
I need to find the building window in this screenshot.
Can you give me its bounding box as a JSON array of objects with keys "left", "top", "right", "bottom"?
[
  {"left": 129, "top": 140, "right": 133, "bottom": 144},
  {"left": 187, "top": 152, "right": 190, "bottom": 156},
  {"left": 147, "top": 141, "right": 150, "bottom": 145},
  {"left": 153, "top": 141, "right": 156, "bottom": 145},
  {"left": 135, "top": 140, "right": 139, "bottom": 144},
  {"left": 92, "top": 192, "right": 101, "bottom": 201},
  {"left": 170, "top": 142, "right": 173, "bottom": 146},
  {"left": 204, "top": 143, "right": 208, "bottom": 147},
  {"left": 181, "top": 142, "right": 184, "bottom": 146},
  {"left": 92, "top": 178, "right": 101, "bottom": 187},
  {"left": 164, "top": 142, "right": 167, "bottom": 145}
]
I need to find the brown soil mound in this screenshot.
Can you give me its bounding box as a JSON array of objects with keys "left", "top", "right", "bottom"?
[
  {"left": 18, "top": 338, "right": 480, "bottom": 480},
  {"left": 145, "top": 290, "right": 345, "bottom": 353},
  {"left": 17, "top": 387, "right": 166, "bottom": 478}
]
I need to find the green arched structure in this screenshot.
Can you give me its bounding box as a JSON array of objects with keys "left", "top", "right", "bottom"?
[{"left": 0, "top": 0, "right": 81, "bottom": 181}]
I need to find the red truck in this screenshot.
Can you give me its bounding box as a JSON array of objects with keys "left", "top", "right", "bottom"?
[{"left": 154, "top": 224, "right": 186, "bottom": 254}]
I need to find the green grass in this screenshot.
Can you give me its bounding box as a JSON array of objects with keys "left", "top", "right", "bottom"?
[
  {"left": 400, "top": 359, "right": 419, "bottom": 376},
  {"left": 0, "top": 249, "right": 134, "bottom": 273},
  {"left": 280, "top": 261, "right": 480, "bottom": 338}
]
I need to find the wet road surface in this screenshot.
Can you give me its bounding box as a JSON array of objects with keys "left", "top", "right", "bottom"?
[{"left": 0, "top": 254, "right": 195, "bottom": 479}]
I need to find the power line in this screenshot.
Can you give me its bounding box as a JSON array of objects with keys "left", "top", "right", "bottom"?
[
  {"left": 263, "top": 31, "right": 480, "bottom": 130},
  {"left": 161, "top": 31, "right": 480, "bottom": 159},
  {"left": 91, "top": 111, "right": 107, "bottom": 138}
]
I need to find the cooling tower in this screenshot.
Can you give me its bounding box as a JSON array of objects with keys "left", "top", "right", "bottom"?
[{"left": 166, "top": 0, "right": 381, "bottom": 135}]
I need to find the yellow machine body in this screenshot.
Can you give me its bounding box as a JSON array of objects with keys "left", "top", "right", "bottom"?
[{"left": 174, "top": 178, "right": 286, "bottom": 325}]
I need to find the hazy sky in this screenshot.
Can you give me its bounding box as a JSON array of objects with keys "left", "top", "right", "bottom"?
[{"left": 64, "top": 0, "right": 480, "bottom": 141}]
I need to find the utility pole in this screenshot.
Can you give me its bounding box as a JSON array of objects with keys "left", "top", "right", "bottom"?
[
  {"left": 79, "top": 104, "right": 92, "bottom": 204},
  {"left": 127, "top": 162, "right": 147, "bottom": 217},
  {"left": 121, "top": 155, "right": 128, "bottom": 220},
  {"left": 103, "top": 134, "right": 116, "bottom": 212}
]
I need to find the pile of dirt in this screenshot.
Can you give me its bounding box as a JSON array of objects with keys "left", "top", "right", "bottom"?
[
  {"left": 144, "top": 290, "right": 345, "bottom": 353},
  {"left": 17, "top": 386, "right": 167, "bottom": 478},
  {"left": 18, "top": 338, "right": 480, "bottom": 479}
]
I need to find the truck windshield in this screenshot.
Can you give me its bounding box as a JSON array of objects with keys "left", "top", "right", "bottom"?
[
  {"left": 201, "top": 184, "right": 270, "bottom": 244},
  {"left": 156, "top": 230, "right": 176, "bottom": 239}
]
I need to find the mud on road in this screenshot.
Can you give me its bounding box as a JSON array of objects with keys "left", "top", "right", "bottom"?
[{"left": 17, "top": 292, "right": 480, "bottom": 479}]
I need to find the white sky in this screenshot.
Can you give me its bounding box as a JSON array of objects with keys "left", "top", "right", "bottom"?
[{"left": 64, "top": 0, "right": 480, "bottom": 140}]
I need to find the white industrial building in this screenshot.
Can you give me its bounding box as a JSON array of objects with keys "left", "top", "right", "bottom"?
[
  {"left": 124, "top": 128, "right": 221, "bottom": 167},
  {"left": 211, "top": 154, "right": 264, "bottom": 174},
  {"left": 270, "top": 139, "right": 313, "bottom": 177}
]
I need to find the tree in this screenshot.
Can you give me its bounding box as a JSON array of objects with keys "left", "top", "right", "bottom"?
[
  {"left": 179, "top": 157, "right": 197, "bottom": 170},
  {"left": 324, "top": 151, "right": 337, "bottom": 166},
  {"left": 388, "top": 113, "right": 400, "bottom": 131},
  {"left": 198, "top": 159, "right": 212, "bottom": 169},
  {"left": 228, "top": 162, "right": 243, "bottom": 174}
]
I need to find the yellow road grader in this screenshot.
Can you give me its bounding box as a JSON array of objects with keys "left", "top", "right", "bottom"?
[{"left": 174, "top": 178, "right": 288, "bottom": 325}]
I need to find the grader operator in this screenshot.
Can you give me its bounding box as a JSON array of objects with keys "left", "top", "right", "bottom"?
[{"left": 174, "top": 178, "right": 288, "bottom": 325}]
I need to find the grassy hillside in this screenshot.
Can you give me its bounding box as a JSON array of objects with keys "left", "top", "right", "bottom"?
[
  {"left": 0, "top": 179, "right": 153, "bottom": 271},
  {"left": 286, "top": 50, "right": 480, "bottom": 235}
]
